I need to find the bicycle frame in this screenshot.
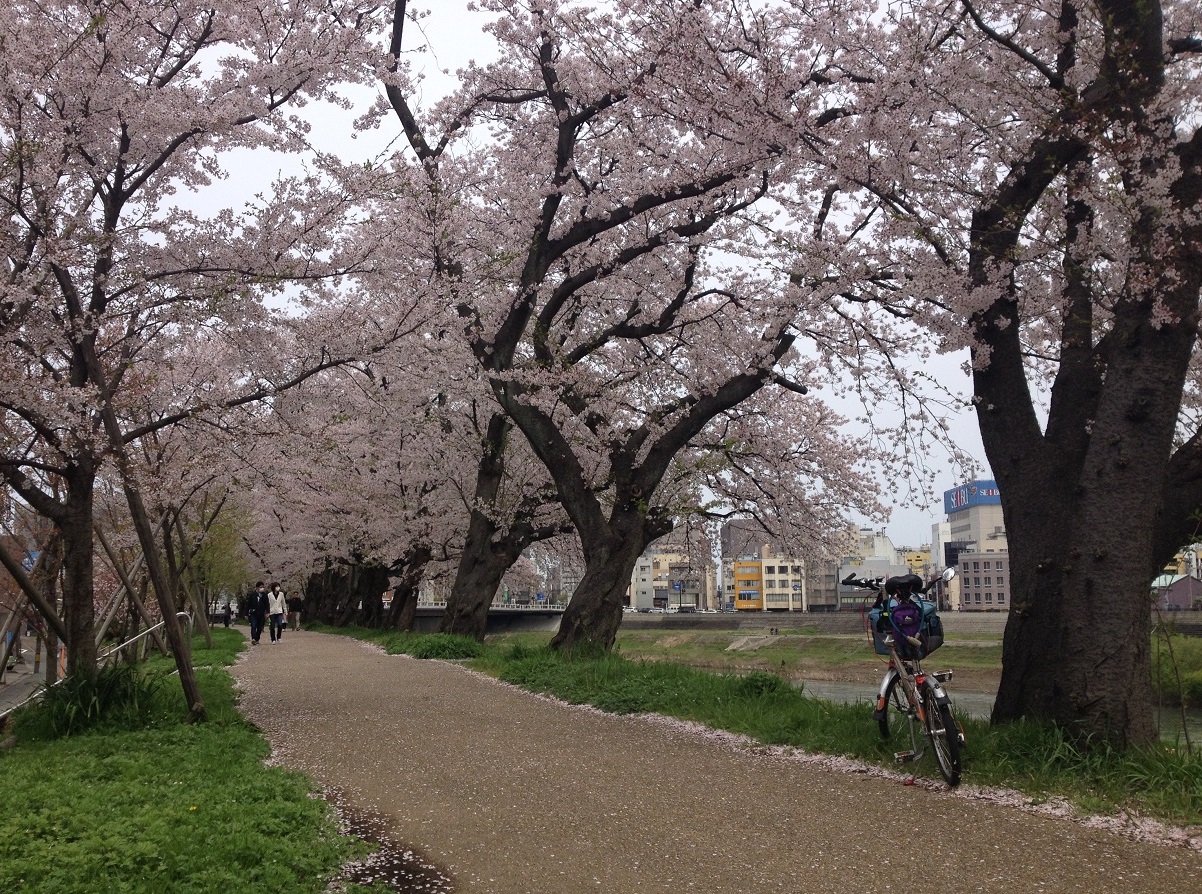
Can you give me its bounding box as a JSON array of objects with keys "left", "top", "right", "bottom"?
[
  {"left": 848, "top": 567, "right": 963, "bottom": 786},
  {"left": 876, "top": 639, "right": 954, "bottom": 763}
]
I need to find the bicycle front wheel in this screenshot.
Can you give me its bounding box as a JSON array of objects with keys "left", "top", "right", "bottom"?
[
  {"left": 920, "top": 681, "right": 962, "bottom": 787},
  {"left": 877, "top": 673, "right": 910, "bottom": 739}
]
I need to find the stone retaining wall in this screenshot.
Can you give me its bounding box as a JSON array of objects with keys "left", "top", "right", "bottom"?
[{"left": 621, "top": 609, "right": 1202, "bottom": 637}]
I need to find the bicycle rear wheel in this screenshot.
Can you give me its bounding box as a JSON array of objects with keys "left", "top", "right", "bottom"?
[
  {"left": 876, "top": 673, "right": 910, "bottom": 739},
  {"left": 920, "top": 681, "right": 962, "bottom": 787}
]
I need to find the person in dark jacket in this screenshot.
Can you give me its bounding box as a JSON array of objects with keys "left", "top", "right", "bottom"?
[
  {"left": 245, "top": 581, "right": 269, "bottom": 646},
  {"left": 287, "top": 593, "right": 304, "bottom": 631}
]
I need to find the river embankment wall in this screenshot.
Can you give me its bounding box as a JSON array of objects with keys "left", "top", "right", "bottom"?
[{"left": 620, "top": 610, "right": 1202, "bottom": 638}]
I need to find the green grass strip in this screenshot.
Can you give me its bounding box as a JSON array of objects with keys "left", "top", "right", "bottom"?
[{"left": 0, "top": 629, "right": 365, "bottom": 894}]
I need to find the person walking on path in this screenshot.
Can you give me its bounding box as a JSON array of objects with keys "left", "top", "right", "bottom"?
[
  {"left": 232, "top": 632, "right": 1202, "bottom": 894},
  {"left": 245, "top": 582, "right": 269, "bottom": 646},
  {"left": 287, "top": 593, "right": 303, "bottom": 631},
  {"left": 267, "top": 583, "right": 287, "bottom": 643}
]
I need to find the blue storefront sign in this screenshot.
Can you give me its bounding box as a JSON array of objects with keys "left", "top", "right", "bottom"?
[{"left": 944, "top": 480, "right": 1001, "bottom": 514}]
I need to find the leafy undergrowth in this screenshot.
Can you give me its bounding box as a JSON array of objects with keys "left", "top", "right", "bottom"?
[{"left": 0, "top": 628, "right": 365, "bottom": 894}]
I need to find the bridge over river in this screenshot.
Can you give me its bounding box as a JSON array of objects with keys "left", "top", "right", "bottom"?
[{"left": 411, "top": 600, "right": 565, "bottom": 634}]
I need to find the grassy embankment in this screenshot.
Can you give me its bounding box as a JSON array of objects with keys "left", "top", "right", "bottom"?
[
  {"left": 310, "top": 623, "right": 1201, "bottom": 829},
  {"left": 611, "top": 626, "right": 1005, "bottom": 692},
  {"left": 0, "top": 628, "right": 374, "bottom": 894}
]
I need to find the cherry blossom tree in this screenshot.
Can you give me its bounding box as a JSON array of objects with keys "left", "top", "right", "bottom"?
[
  {"left": 0, "top": 0, "right": 386, "bottom": 714},
  {"left": 373, "top": 0, "right": 897, "bottom": 650},
  {"left": 234, "top": 353, "right": 467, "bottom": 627},
  {"left": 834, "top": 0, "right": 1202, "bottom": 746}
]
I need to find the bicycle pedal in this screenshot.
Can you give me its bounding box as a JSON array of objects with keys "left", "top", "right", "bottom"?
[{"left": 893, "top": 750, "right": 915, "bottom": 763}]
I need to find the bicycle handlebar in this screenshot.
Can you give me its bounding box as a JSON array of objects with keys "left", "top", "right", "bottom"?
[
  {"left": 841, "top": 572, "right": 947, "bottom": 594},
  {"left": 842, "top": 574, "right": 884, "bottom": 591}
]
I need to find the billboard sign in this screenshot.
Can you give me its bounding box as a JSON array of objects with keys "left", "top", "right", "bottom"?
[{"left": 944, "top": 480, "right": 1001, "bottom": 514}]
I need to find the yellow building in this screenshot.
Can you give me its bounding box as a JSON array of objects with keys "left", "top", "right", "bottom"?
[
  {"left": 1163, "top": 545, "right": 1202, "bottom": 577},
  {"left": 726, "top": 557, "right": 809, "bottom": 611},
  {"left": 733, "top": 560, "right": 764, "bottom": 611},
  {"left": 901, "top": 548, "right": 932, "bottom": 575}
]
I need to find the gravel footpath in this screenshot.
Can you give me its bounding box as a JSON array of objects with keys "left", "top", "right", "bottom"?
[{"left": 231, "top": 630, "right": 1202, "bottom": 893}]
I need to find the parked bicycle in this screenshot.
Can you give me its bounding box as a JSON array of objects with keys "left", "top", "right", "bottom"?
[{"left": 842, "top": 567, "right": 964, "bottom": 787}]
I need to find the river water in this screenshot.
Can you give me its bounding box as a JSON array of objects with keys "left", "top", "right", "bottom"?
[{"left": 796, "top": 679, "right": 1202, "bottom": 743}]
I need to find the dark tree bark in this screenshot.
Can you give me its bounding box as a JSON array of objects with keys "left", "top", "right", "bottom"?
[
  {"left": 552, "top": 504, "right": 672, "bottom": 652},
  {"left": 440, "top": 512, "right": 529, "bottom": 638},
  {"left": 441, "top": 415, "right": 526, "bottom": 638},
  {"left": 306, "top": 563, "right": 353, "bottom": 624},
  {"left": 440, "top": 414, "right": 570, "bottom": 639},
  {"left": 388, "top": 583, "right": 419, "bottom": 632},
  {"left": 359, "top": 590, "right": 386, "bottom": 628},
  {"left": 494, "top": 334, "right": 797, "bottom": 653},
  {"left": 385, "top": 545, "right": 431, "bottom": 630},
  {"left": 57, "top": 467, "right": 99, "bottom": 675},
  {"left": 305, "top": 561, "right": 392, "bottom": 628},
  {"left": 963, "top": 0, "right": 1202, "bottom": 747},
  {"left": 355, "top": 565, "right": 391, "bottom": 627},
  {"left": 0, "top": 466, "right": 96, "bottom": 675}
]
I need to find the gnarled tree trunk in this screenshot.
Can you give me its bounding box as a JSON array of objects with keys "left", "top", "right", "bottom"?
[
  {"left": 385, "top": 546, "right": 431, "bottom": 630},
  {"left": 551, "top": 506, "right": 669, "bottom": 652},
  {"left": 441, "top": 509, "right": 529, "bottom": 639}
]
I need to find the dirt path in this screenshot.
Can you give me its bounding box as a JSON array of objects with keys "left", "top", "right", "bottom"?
[{"left": 232, "top": 630, "right": 1202, "bottom": 894}]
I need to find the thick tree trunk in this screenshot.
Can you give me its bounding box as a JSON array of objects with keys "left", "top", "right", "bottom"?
[
  {"left": 387, "top": 583, "right": 419, "bottom": 632},
  {"left": 441, "top": 413, "right": 538, "bottom": 639},
  {"left": 441, "top": 510, "right": 526, "bottom": 639},
  {"left": 355, "top": 565, "right": 391, "bottom": 628},
  {"left": 385, "top": 547, "right": 431, "bottom": 630},
  {"left": 991, "top": 499, "right": 1157, "bottom": 745},
  {"left": 956, "top": 0, "right": 1202, "bottom": 751},
  {"left": 307, "top": 562, "right": 390, "bottom": 628},
  {"left": 306, "top": 564, "right": 347, "bottom": 624},
  {"left": 981, "top": 283, "right": 1191, "bottom": 747},
  {"left": 333, "top": 568, "right": 363, "bottom": 626},
  {"left": 59, "top": 469, "right": 98, "bottom": 675},
  {"left": 552, "top": 510, "right": 667, "bottom": 653}
]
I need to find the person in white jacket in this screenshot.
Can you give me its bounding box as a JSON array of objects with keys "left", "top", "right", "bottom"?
[{"left": 267, "top": 583, "right": 287, "bottom": 643}]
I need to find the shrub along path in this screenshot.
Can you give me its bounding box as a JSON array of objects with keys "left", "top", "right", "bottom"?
[{"left": 232, "top": 630, "right": 1202, "bottom": 894}]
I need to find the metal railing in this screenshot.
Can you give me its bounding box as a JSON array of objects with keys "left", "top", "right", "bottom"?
[
  {"left": 98, "top": 611, "right": 193, "bottom": 666},
  {"left": 416, "top": 600, "right": 565, "bottom": 612},
  {"left": 0, "top": 612, "right": 193, "bottom": 722}
]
